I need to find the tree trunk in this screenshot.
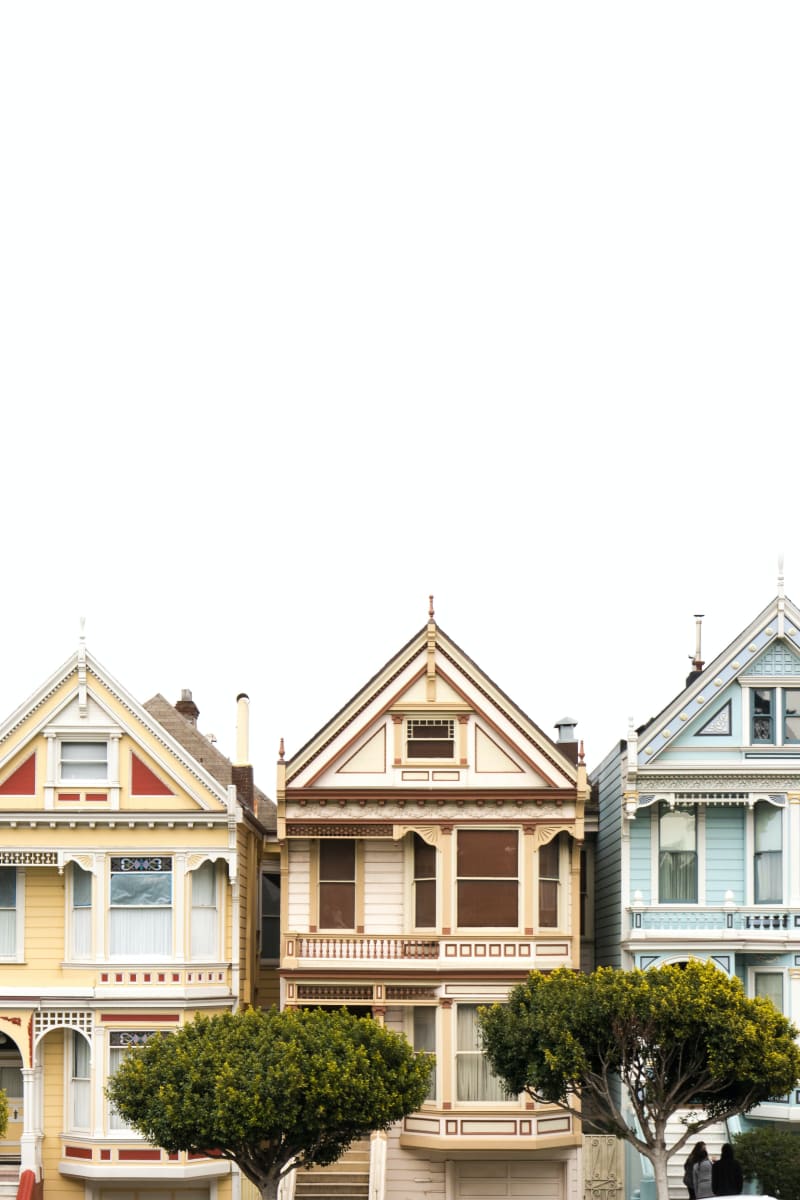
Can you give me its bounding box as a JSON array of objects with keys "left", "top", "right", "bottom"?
[
  {"left": 650, "top": 1145, "right": 672, "bottom": 1200},
  {"left": 255, "top": 1171, "right": 280, "bottom": 1200}
]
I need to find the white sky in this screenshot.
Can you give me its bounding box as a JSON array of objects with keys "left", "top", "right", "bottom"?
[{"left": 1, "top": 3, "right": 798, "bottom": 787}]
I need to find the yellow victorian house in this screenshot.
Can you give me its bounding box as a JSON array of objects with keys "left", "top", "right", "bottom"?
[{"left": 0, "top": 631, "right": 276, "bottom": 1200}]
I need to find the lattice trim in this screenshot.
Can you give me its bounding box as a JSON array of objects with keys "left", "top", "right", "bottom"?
[{"left": 35, "top": 1009, "right": 93, "bottom": 1039}]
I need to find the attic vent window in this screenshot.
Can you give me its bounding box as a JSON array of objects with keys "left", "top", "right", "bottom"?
[{"left": 406, "top": 719, "right": 455, "bottom": 760}]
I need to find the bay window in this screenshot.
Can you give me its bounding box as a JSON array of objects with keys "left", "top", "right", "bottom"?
[
  {"left": 108, "top": 1030, "right": 160, "bottom": 1130},
  {"left": 538, "top": 835, "right": 561, "bottom": 928},
  {"left": 412, "top": 1008, "right": 437, "bottom": 1101},
  {"left": 70, "top": 1032, "right": 91, "bottom": 1129}
]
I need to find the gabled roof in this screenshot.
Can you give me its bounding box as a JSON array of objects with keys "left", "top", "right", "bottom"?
[
  {"left": 636, "top": 592, "right": 800, "bottom": 768},
  {"left": 285, "top": 618, "right": 579, "bottom": 787},
  {"left": 145, "top": 693, "right": 276, "bottom": 831}
]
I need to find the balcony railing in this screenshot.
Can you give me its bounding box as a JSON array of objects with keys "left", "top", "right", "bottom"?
[
  {"left": 627, "top": 906, "right": 800, "bottom": 935},
  {"left": 293, "top": 937, "right": 440, "bottom": 960}
]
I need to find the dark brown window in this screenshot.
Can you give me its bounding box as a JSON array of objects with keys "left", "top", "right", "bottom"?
[
  {"left": 319, "top": 839, "right": 355, "bottom": 929},
  {"left": 457, "top": 830, "right": 517, "bottom": 927},
  {"left": 413, "top": 834, "right": 436, "bottom": 927},
  {"left": 406, "top": 719, "right": 455, "bottom": 759},
  {"left": 538, "top": 836, "right": 561, "bottom": 928}
]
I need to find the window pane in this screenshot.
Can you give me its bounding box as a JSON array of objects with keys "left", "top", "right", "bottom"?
[
  {"left": 539, "top": 838, "right": 559, "bottom": 878},
  {"left": 414, "top": 834, "right": 436, "bottom": 878},
  {"left": 457, "top": 880, "right": 517, "bottom": 927},
  {"left": 415, "top": 879, "right": 436, "bottom": 928},
  {"left": 192, "top": 862, "right": 215, "bottom": 906},
  {"left": 319, "top": 839, "right": 355, "bottom": 879},
  {"left": 659, "top": 851, "right": 697, "bottom": 902},
  {"left": 539, "top": 879, "right": 558, "bottom": 927},
  {"left": 261, "top": 873, "right": 280, "bottom": 960},
  {"left": 755, "top": 973, "right": 783, "bottom": 1011},
  {"left": 110, "top": 873, "right": 171, "bottom": 906},
  {"left": 0, "top": 867, "right": 16, "bottom": 907},
  {"left": 785, "top": 690, "right": 800, "bottom": 742},
  {"left": 660, "top": 808, "right": 695, "bottom": 853},
  {"left": 73, "top": 865, "right": 92, "bottom": 907},
  {"left": 61, "top": 742, "right": 108, "bottom": 779},
  {"left": 110, "top": 908, "right": 172, "bottom": 955},
  {"left": 752, "top": 689, "right": 775, "bottom": 742},
  {"left": 458, "top": 831, "right": 517, "bottom": 877},
  {"left": 0, "top": 1066, "right": 23, "bottom": 1098},
  {"left": 756, "top": 803, "right": 782, "bottom": 852},
  {"left": 319, "top": 882, "right": 355, "bottom": 928},
  {"left": 456, "top": 1006, "right": 510, "bottom": 1102}
]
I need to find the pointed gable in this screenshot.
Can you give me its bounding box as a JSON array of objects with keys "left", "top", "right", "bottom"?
[{"left": 284, "top": 616, "right": 579, "bottom": 793}]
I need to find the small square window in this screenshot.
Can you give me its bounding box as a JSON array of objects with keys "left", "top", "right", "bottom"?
[
  {"left": 61, "top": 742, "right": 108, "bottom": 781},
  {"left": 406, "top": 719, "right": 455, "bottom": 760}
]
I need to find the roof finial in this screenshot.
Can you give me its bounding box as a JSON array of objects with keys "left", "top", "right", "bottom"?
[
  {"left": 778, "top": 552, "right": 785, "bottom": 599},
  {"left": 428, "top": 594, "right": 435, "bottom": 621},
  {"left": 278, "top": 737, "right": 285, "bottom": 763},
  {"left": 77, "top": 616, "right": 88, "bottom": 718},
  {"left": 578, "top": 740, "right": 585, "bottom": 766}
]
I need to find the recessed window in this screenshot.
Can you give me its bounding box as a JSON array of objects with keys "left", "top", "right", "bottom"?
[
  {"left": 752, "top": 689, "right": 775, "bottom": 742},
  {"left": 71, "top": 1032, "right": 90, "bottom": 1129},
  {"left": 658, "top": 806, "right": 697, "bottom": 903},
  {"left": 406, "top": 719, "right": 455, "bottom": 759},
  {"left": 413, "top": 834, "right": 436, "bottom": 928},
  {"left": 61, "top": 741, "right": 108, "bottom": 780},
  {"left": 319, "top": 839, "right": 355, "bottom": 929},
  {"left": 109, "top": 856, "right": 172, "bottom": 956},
  {"left": 754, "top": 802, "right": 782, "bottom": 903},
  {"left": 457, "top": 830, "right": 518, "bottom": 927},
  {"left": 784, "top": 690, "right": 800, "bottom": 743}
]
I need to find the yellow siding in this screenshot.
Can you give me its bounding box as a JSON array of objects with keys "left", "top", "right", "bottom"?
[
  {"left": 26, "top": 869, "right": 65, "bottom": 972},
  {"left": 40, "top": 1030, "right": 80, "bottom": 1200}
]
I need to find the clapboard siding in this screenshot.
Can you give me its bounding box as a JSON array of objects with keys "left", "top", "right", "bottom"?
[
  {"left": 628, "top": 806, "right": 652, "bottom": 903},
  {"left": 705, "top": 805, "right": 745, "bottom": 903},
  {"left": 287, "top": 840, "right": 311, "bottom": 931},
  {"left": 592, "top": 742, "right": 625, "bottom": 967},
  {"left": 384, "top": 1127, "right": 445, "bottom": 1200},
  {"left": 363, "top": 838, "right": 404, "bottom": 933}
]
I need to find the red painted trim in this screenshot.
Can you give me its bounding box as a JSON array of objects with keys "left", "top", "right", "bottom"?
[
  {"left": 131, "top": 754, "right": 175, "bottom": 796},
  {"left": 58, "top": 793, "right": 80, "bottom": 803},
  {"left": 65, "top": 1146, "right": 93, "bottom": 1160},
  {"left": 17, "top": 1169, "right": 36, "bottom": 1200},
  {"left": 118, "top": 1150, "right": 161, "bottom": 1161},
  {"left": 100, "top": 1013, "right": 180, "bottom": 1022},
  {"left": 0, "top": 753, "right": 36, "bottom": 796}
]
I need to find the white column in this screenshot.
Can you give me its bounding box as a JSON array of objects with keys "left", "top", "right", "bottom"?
[
  {"left": 19, "top": 1066, "right": 42, "bottom": 1178},
  {"left": 788, "top": 796, "right": 800, "bottom": 907}
]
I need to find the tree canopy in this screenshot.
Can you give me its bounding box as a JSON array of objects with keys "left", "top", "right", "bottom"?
[
  {"left": 478, "top": 961, "right": 800, "bottom": 1200},
  {"left": 106, "top": 1006, "right": 433, "bottom": 1200}
]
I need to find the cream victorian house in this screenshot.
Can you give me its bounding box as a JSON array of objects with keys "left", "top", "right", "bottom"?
[{"left": 276, "top": 604, "right": 592, "bottom": 1200}]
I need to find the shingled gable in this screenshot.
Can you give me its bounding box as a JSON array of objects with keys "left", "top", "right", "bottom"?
[
  {"left": 634, "top": 592, "right": 800, "bottom": 769},
  {"left": 145, "top": 693, "right": 276, "bottom": 832},
  {"left": 285, "top": 619, "right": 579, "bottom": 786}
]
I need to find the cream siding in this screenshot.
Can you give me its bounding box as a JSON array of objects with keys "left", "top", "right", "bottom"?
[
  {"left": 363, "top": 839, "right": 404, "bottom": 934},
  {"left": 287, "top": 840, "right": 311, "bottom": 931},
  {"left": 384, "top": 1127, "right": 446, "bottom": 1200}
]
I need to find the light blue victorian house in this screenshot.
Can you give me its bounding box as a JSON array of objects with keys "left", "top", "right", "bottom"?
[{"left": 593, "top": 579, "right": 800, "bottom": 1193}]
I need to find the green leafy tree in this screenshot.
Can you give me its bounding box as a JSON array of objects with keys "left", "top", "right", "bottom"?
[
  {"left": 734, "top": 1127, "right": 800, "bottom": 1200},
  {"left": 106, "top": 1006, "right": 433, "bottom": 1200},
  {"left": 479, "top": 961, "right": 800, "bottom": 1200}
]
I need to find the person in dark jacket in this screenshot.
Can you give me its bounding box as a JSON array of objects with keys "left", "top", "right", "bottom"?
[
  {"left": 693, "top": 1147, "right": 714, "bottom": 1199},
  {"left": 712, "top": 1143, "right": 744, "bottom": 1195},
  {"left": 684, "top": 1142, "right": 707, "bottom": 1200}
]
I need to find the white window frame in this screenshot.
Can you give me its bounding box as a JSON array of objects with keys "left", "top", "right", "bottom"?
[
  {"left": 653, "top": 804, "right": 706, "bottom": 905},
  {"left": 59, "top": 740, "right": 109, "bottom": 783},
  {"left": 0, "top": 866, "right": 24, "bottom": 962},
  {"left": 107, "top": 1030, "right": 162, "bottom": 1134},
  {"left": 537, "top": 833, "right": 566, "bottom": 930}
]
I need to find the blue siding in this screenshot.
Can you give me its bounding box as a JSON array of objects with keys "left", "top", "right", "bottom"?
[
  {"left": 705, "top": 806, "right": 745, "bottom": 903},
  {"left": 629, "top": 808, "right": 652, "bottom": 903}
]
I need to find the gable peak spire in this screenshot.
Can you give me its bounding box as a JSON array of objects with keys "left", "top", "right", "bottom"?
[
  {"left": 78, "top": 616, "right": 88, "bottom": 717},
  {"left": 428, "top": 594, "right": 435, "bottom": 622},
  {"left": 778, "top": 552, "right": 785, "bottom": 599}
]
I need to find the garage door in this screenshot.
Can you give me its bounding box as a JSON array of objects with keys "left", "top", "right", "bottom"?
[{"left": 456, "top": 1160, "right": 564, "bottom": 1199}]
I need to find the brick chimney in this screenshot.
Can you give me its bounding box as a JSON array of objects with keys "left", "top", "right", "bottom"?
[
  {"left": 231, "top": 692, "right": 254, "bottom": 811},
  {"left": 175, "top": 689, "right": 200, "bottom": 726}
]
